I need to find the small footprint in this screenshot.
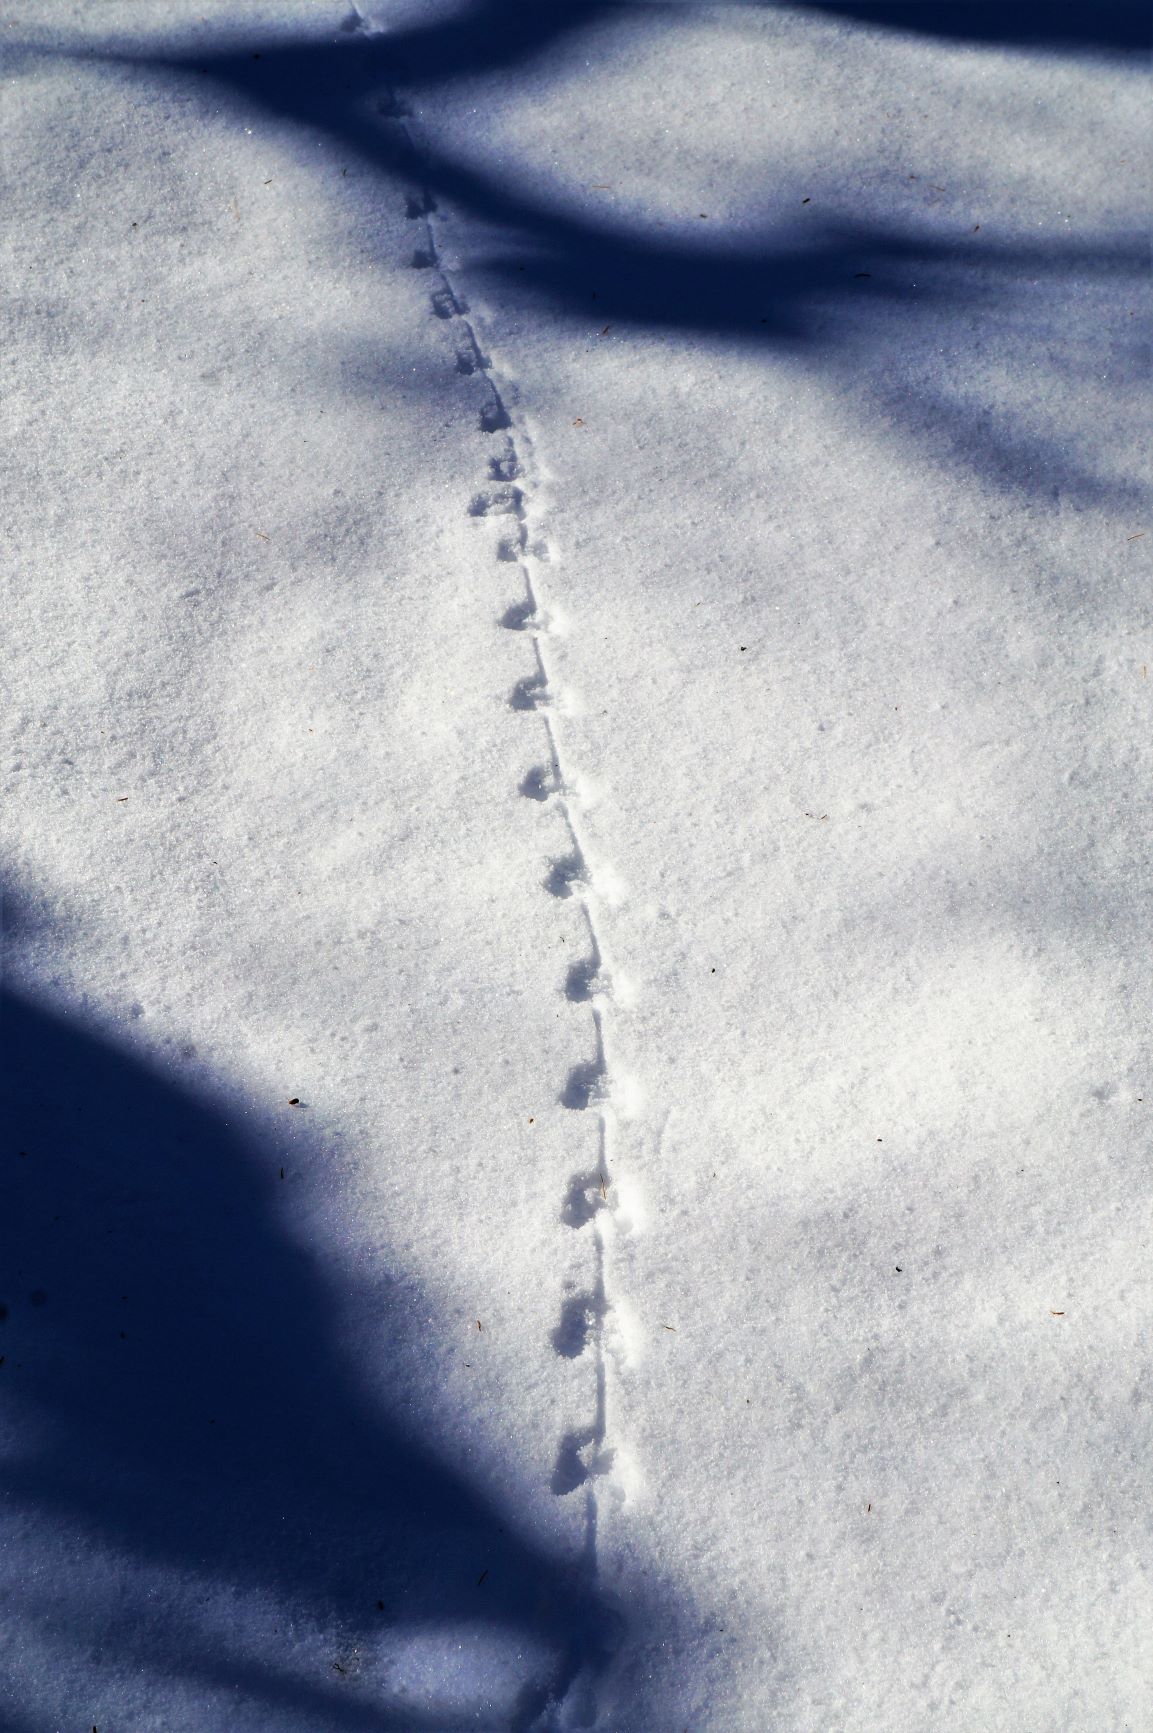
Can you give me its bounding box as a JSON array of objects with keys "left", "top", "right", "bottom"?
[
  {"left": 479, "top": 399, "right": 512, "bottom": 434},
  {"left": 410, "top": 247, "right": 435, "bottom": 270},
  {"left": 544, "top": 852, "right": 586, "bottom": 897},
  {"left": 561, "top": 1057, "right": 606, "bottom": 1111},
  {"left": 501, "top": 599, "right": 535, "bottom": 630},
  {"left": 551, "top": 1292, "right": 604, "bottom": 1359},
  {"left": 430, "top": 285, "right": 463, "bottom": 320},
  {"left": 468, "top": 486, "right": 522, "bottom": 519},
  {"left": 488, "top": 451, "right": 521, "bottom": 483},
  {"left": 551, "top": 1428, "right": 614, "bottom": 1497},
  {"left": 564, "top": 959, "right": 610, "bottom": 1003},
  {"left": 507, "top": 601, "right": 564, "bottom": 635},
  {"left": 376, "top": 92, "right": 411, "bottom": 120},
  {"left": 560, "top": 1170, "right": 607, "bottom": 1228},
  {"left": 404, "top": 189, "right": 437, "bottom": 218},
  {"left": 510, "top": 672, "right": 551, "bottom": 712},
  {"left": 519, "top": 765, "right": 554, "bottom": 802},
  {"left": 520, "top": 765, "right": 579, "bottom": 803}
]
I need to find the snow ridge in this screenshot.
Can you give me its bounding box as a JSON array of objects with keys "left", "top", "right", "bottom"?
[{"left": 350, "top": 7, "right": 631, "bottom": 1723}]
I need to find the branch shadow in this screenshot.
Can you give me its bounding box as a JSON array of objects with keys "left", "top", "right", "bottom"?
[
  {"left": 63, "top": 0, "right": 1148, "bottom": 509},
  {"left": 0, "top": 977, "right": 621, "bottom": 1729},
  {"left": 788, "top": 0, "right": 1150, "bottom": 56}
]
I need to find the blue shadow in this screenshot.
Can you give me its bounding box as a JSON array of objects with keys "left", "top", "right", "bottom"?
[
  {"left": 62, "top": 1, "right": 1144, "bottom": 509},
  {"left": 0, "top": 982, "right": 618, "bottom": 1729}
]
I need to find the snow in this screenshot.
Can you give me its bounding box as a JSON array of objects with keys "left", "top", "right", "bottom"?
[{"left": 2, "top": 2, "right": 1150, "bottom": 1728}]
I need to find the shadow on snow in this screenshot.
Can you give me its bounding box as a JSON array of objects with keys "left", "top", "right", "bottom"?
[
  {"left": 70, "top": 0, "right": 1150, "bottom": 508},
  {"left": 0, "top": 980, "right": 618, "bottom": 1729}
]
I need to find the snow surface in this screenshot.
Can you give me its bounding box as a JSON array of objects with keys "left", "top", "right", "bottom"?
[{"left": 2, "top": 2, "right": 1150, "bottom": 1728}]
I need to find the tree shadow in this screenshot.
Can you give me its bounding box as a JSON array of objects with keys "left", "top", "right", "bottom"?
[
  {"left": 789, "top": 0, "right": 1150, "bottom": 56},
  {"left": 56, "top": 0, "right": 1147, "bottom": 509},
  {"left": 0, "top": 978, "right": 622, "bottom": 1729}
]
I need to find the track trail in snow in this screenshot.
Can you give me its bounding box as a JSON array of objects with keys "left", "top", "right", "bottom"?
[{"left": 349, "top": 6, "right": 636, "bottom": 1723}]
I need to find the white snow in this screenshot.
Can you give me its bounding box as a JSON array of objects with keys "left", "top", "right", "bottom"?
[{"left": 2, "top": 2, "right": 1150, "bottom": 1728}]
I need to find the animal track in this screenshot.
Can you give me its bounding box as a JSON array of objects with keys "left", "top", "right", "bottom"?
[
  {"left": 384, "top": 70, "right": 637, "bottom": 1706},
  {"left": 511, "top": 671, "right": 552, "bottom": 713},
  {"left": 519, "top": 765, "right": 554, "bottom": 802},
  {"left": 551, "top": 1428, "right": 614, "bottom": 1497},
  {"left": 478, "top": 399, "right": 513, "bottom": 435},
  {"left": 564, "top": 958, "right": 614, "bottom": 1003},
  {"left": 430, "top": 285, "right": 463, "bottom": 320},
  {"left": 488, "top": 452, "right": 521, "bottom": 483},
  {"left": 551, "top": 1291, "right": 604, "bottom": 1358},
  {"left": 503, "top": 600, "right": 565, "bottom": 637},
  {"left": 519, "top": 763, "right": 587, "bottom": 808},
  {"left": 561, "top": 1057, "right": 607, "bottom": 1112},
  {"left": 544, "top": 852, "right": 586, "bottom": 897},
  {"left": 468, "top": 486, "right": 522, "bottom": 519},
  {"left": 561, "top": 1170, "right": 608, "bottom": 1228}
]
